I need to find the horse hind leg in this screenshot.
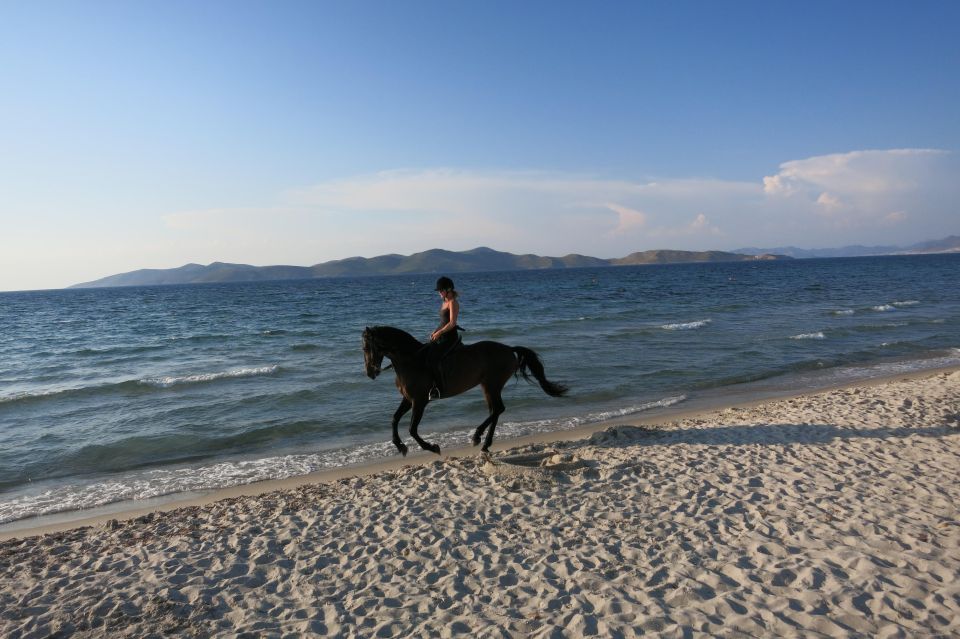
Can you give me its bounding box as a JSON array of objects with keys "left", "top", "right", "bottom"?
[
  {"left": 473, "top": 387, "right": 505, "bottom": 453},
  {"left": 471, "top": 413, "right": 496, "bottom": 447},
  {"left": 408, "top": 400, "right": 441, "bottom": 455}
]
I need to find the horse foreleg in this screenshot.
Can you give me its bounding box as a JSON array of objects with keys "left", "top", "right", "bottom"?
[
  {"left": 408, "top": 401, "right": 441, "bottom": 455},
  {"left": 391, "top": 398, "right": 412, "bottom": 456}
]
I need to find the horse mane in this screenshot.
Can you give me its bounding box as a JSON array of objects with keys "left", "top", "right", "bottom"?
[{"left": 369, "top": 325, "right": 423, "bottom": 353}]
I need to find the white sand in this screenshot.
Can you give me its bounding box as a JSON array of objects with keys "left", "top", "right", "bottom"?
[{"left": 2, "top": 370, "right": 959, "bottom": 638}]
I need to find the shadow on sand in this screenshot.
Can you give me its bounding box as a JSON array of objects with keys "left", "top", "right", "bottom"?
[{"left": 578, "top": 420, "right": 959, "bottom": 451}]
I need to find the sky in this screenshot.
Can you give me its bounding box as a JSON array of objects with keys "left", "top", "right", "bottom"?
[{"left": 1, "top": 1, "right": 958, "bottom": 291}]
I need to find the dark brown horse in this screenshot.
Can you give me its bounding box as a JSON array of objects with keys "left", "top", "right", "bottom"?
[{"left": 362, "top": 326, "right": 567, "bottom": 455}]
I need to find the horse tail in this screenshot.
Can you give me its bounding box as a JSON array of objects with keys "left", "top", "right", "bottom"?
[{"left": 512, "top": 346, "right": 568, "bottom": 397}]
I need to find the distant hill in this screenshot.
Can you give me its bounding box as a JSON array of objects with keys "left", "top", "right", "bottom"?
[
  {"left": 734, "top": 235, "right": 960, "bottom": 259},
  {"left": 70, "top": 247, "right": 787, "bottom": 288},
  {"left": 612, "top": 250, "right": 782, "bottom": 265}
]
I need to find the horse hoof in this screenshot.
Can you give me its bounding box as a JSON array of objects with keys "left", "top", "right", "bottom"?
[
  {"left": 471, "top": 435, "right": 481, "bottom": 447},
  {"left": 430, "top": 445, "right": 441, "bottom": 455},
  {"left": 481, "top": 445, "right": 490, "bottom": 454},
  {"left": 398, "top": 444, "right": 408, "bottom": 457}
]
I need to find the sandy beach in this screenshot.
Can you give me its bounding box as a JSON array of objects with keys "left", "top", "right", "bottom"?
[{"left": 2, "top": 369, "right": 959, "bottom": 638}]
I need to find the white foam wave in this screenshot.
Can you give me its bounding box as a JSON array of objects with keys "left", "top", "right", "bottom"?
[
  {"left": 892, "top": 300, "right": 920, "bottom": 307},
  {"left": 140, "top": 366, "right": 279, "bottom": 388},
  {"left": 790, "top": 332, "right": 825, "bottom": 340},
  {"left": 0, "top": 388, "right": 61, "bottom": 404},
  {"left": 661, "top": 319, "right": 711, "bottom": 331},
  {"left": 0, "top": 396, "right": 688, "bottom": 525},
  {"left": 832, "top": 309, "right": 855, "bottom": 316},
  {"left": 871, "top": 304, "right": 896, "bottom": 312}
]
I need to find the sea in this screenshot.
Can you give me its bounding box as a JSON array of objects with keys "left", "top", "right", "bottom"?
[{"left": 1, "top": 254, "right": 959, "bottom": 530}]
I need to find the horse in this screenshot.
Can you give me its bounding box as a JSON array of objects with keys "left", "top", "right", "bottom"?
[{"left": 362, "top": 325, "right": 568, "bottom": 455}]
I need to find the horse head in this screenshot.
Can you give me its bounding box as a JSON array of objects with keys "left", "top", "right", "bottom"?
[
  {"left": 362, "top": 326, "right": 422, "bottom": 380},
  {"left": 362, "top": 327, "right": 385, "bottom": 379}
]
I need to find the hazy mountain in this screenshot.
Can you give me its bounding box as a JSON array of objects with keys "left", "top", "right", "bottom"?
[
  {"left": 71, "top": 246, "right": 786, "bottom": 288},
  {"left": 612, "top": 250, "right": 783, "bottom": 265},
  {"left": 901, "top": 235, "right": 960, "bottom": 253},
  {"left": 734, "top": 235, "right": 960, "bottom": 259}
]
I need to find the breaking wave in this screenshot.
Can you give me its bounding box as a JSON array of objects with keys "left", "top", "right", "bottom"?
[{"left": 661, "top": 319, "right": 711, "bottom": 331}]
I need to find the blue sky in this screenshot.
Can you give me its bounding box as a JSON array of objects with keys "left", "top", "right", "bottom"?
[{"left": 1, "top": 1, "right": 958, "bottom": 291}]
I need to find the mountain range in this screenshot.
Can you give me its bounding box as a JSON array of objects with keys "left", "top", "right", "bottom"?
[
  {"left": 70, "top": 247, "right": 786, "bottom": 288},
  {"left": 71, "top": 235, "right": 959, "bottom": 288},
  {"left": 733, "top": 235, "right": 960, "bottom": 259}
]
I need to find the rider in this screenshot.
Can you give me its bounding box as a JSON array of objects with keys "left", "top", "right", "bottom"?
[{"left": 428, "top": 276, "right": 462, "bottom": 399}]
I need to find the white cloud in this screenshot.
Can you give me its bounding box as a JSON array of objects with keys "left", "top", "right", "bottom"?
[
  {"left": 606, "top": 203, "right": 648, "bottom": 235},
  {"left": 762, "top": 148, "right": 954, "bottom": 232},
  {"left": 645, "top": 213, "right": 724, "bottom": 239},
  {"left": 815, "top": 192, "right": 842, "bottom": 213},
  {"left": 4, "top": 148, "right": 954, "bottom": 291},
  {"left": 156, "top": 149, "right": 953, "bottom": 263},
  {"left": 762, "top": 174, "right": 796, "bottom": 196},
  {"left": 764, "top": 149, "right": 946, "bottom": 196},
  {"left": 279, "top": 170, "right": 758, "bottom": 256}
]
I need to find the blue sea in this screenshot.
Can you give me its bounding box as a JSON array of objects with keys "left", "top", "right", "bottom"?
[{"left": 2, "top": 254, "right": 959, "bottom": 529}]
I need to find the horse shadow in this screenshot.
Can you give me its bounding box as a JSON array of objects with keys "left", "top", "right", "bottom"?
[{"left": 579, "top": 420, "right": 959, "bottom": 451}]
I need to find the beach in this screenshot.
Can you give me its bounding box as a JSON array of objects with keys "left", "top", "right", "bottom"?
[{"left": 2, "top": 368, "right": 959, "bottom": 638}]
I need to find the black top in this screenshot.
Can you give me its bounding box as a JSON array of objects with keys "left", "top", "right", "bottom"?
[
  {"left": 437, "top": 306, "right": 451, "bottom": 332},
  {"left": 435, "top": 307, "right": 463, "bottom": 344}
]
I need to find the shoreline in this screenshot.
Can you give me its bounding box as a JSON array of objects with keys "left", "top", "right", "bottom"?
[
  {"left": 2, "top": 366, "right": 959, "bottom": 636},
  {"left": 3, "top": 363, "right": 958, "bottom": 542}
]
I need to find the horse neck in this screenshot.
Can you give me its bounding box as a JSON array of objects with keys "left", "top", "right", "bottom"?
[{"left": 375, "top": 326, "right": 422, "bottom": 357}]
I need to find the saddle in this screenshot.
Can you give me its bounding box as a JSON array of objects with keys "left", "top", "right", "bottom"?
[{"left": 425, "top": 328, "right": 465, "bottom": 399}]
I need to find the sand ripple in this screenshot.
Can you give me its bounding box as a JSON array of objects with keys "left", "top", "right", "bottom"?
[{"left": 2, "top": 371, "right": 959, "bottom": 637}]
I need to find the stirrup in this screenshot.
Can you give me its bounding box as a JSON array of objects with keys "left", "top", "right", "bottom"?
[{"left": 429, "top": 386, "right": 441, "bottom": 400}]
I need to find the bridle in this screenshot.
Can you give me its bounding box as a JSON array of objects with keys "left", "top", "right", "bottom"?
[{"left": 363, "top": 330, "right": 394, "bottom": 376}]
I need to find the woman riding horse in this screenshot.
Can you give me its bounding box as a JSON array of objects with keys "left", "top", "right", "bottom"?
[
  {"left": 427, "top": 276, "right": 463, "bottom": 399},
  {"left": 362, "top": 322, "right": 568, "bottom": 455}
]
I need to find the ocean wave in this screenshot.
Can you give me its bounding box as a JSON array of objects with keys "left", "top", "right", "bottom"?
[
  {"left": 165, "top": 333, "right": 233, "bottom": 344},
  {"left": 0, "top": 449, "right": 366, "bottom": 524},
  {"left": 0, "top": 365, "right": 282, "bottom": 405},
  {"left": 661, "top": 319, "right": 711, "bottom": 331},
  {"left": 838, "top": 322, "right": 910, "bottom": 335},
  {"left": 871, "top": 304, "right": 896, "bottom": 312},
  {"left": 0, "top": 379, "right": 149, "bottom": 406},
  {"left": 72, "top": 344, "right": 167, "bottom": 357},
  {"left": 790, "top": 332, "right": 826, "bottom": 340},
  {"left": 777, "top": 350, "right": 960, "bottom": 392},
  {"left": 831, "top": 309, "right": 855, "bottom": 316},
  {"left": 892, "top": 300, "right": 920, "bottom": 307},
  {"left": 0, "top": 387, "right": 66, "bottom": 405},
  {"left": 0, "top": 396, "right": 688, "bottom": 524},
  {"left": 139, "top": 366, "right": 279, "bottom": 388}
]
